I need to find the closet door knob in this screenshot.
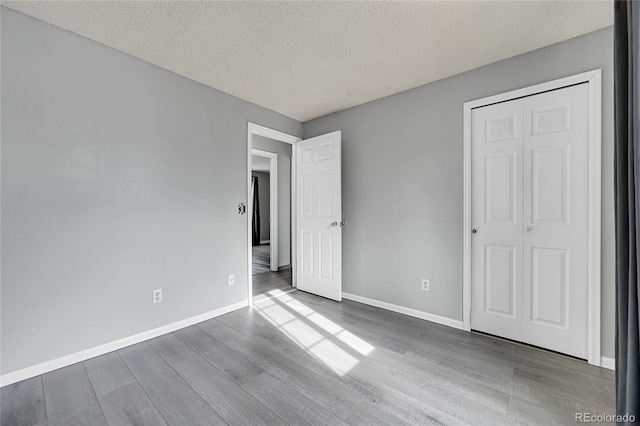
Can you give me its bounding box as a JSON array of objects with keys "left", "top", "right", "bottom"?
[{"left": 472, "top": 229, "right": 477, "bottom": 234}]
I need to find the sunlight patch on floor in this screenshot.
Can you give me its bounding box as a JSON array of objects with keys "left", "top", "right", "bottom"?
[
  {"left": 253, "top": 286, "right": 296, "bottom": 303},
  {"left": 252, "top": 289, "right": 375, "bottom": 375}
]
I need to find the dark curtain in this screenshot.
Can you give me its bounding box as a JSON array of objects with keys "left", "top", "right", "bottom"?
[
  {"left": 251, "top": 176, "right": 260, "bottom": 246},
  {"left": 615, "top": 1, "right": 640, "bottom": 421}
]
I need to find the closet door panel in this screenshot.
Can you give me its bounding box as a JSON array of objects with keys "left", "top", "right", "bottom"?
[
  {"left": 471, "top": 98, "right": 524, "bottom": 340},
  {"left": 521, "top": 84, "right": 589, "bottom": 359}
]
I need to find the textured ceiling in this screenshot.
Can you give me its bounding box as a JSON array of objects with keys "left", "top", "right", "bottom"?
[{"left": 2, "top": 1, "right": 613, "bottom": 122}]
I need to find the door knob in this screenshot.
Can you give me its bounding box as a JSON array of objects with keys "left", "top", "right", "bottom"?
[
  {"left": 331, "top": 221, "right": 346, "bottom": 227},
  {"left": 472, "top": 229, "right": 477, "bottom": 234},
  {"left": 525, "top": 226, "right": 532, "bottom": 231}
]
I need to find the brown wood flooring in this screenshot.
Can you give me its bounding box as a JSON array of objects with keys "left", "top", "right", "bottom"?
[{"left": 1, "top": 270, "right": 615, "bottom": 425}]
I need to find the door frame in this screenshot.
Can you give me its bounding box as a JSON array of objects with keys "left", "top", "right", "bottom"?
[
  {"left": 462, "top": 69, "right": 602, "bottom": 366},
  {"left": 247, "top": 123, "right": 301, "bottom": 305},
  {"left": 251, "top": 148, "right": 278, "bottom": 271}
]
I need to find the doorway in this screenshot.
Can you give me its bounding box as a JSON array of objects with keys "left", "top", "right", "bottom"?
[
  {"left": 251, "top": 149, "right": 277, "bottom": 274},
  {"left": 247, "top": 123, "right": 300, "bottom": 303},
  {"left": 462, "top": 69, "right": 602, "bottom": 365}
]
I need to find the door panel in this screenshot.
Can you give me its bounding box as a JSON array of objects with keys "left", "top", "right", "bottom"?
[
  {"left": 530, "top": 247, "right": 568, "bottom": 327},
  {"left": 471, "top": 98, "right": 523, "bottom": 340},
  {"left": 471, "top": 83, "right": 589, "bottom": 358},
  {"left": 522, "top": 84, "right": 588, "bottom": 358},
  {"left": 319, "top": 232, "right": 333, "bottom": 280},
  {"left": 485, "top": 153, "right": 517, "bottom": 224},
  {"left": 301, "top": 172, "right": 314, "bottom": 216},
  {"left": 531, "top": 147, "right": 569, "bottom": 224},
  {"left": 484, "top": 244, "right": 517, "bottom": 318},
  {"left": 318, "top": 169, "right": 334, "bottom": 216},
  {"left": 485, "top": 114, "right": 518, "bottom": 142},
  {"left": 296, "top": 131, "right": 342, "bottom": 301},
  {"left": 301, "top": 230, "right": 314, "bottom": 277}
]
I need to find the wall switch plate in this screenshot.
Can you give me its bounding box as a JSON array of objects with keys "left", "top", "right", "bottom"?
[
  {"left": 228, "top": 274, "right": 235, "bottom": 286},
  {"left": 153, "top": 289, "right": 162, "bottom": 303},
  {"left": 421, "top": 279, "right": 430, "bottom": 292}
]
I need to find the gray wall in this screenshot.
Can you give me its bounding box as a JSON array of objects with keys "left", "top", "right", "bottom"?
[
  {"left": 0, "top": 8, "right": 302, "bottom": 375},
  {"left": 252, "top": 171, "right": 271, "bottom": 242},
  {"left": 252, "top": 135, "right": 292, "bottom": 267},
  {"left": 304, "top": 27, "right": 615, "bottom": 358}
]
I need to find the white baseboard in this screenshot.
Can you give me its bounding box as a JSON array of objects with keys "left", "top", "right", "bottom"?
[
  {"left": 341, "top": 292, "right": 464, "bottom": 330},
  {"left": 260, "top": 240, "right": 270, "bottom": 245},
  {"left": 600, "top": 356, "right": 615, "bottom": 371},
  {"left": 0, "top": 300, "right": 248, "bottom": 388},
  {"left": 278, "top": 264, "right": 291, "bottom": 271}
]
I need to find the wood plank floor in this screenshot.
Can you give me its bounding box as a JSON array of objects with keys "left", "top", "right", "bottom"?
[
  {"left": 253, "top": 269, "right": 293, "bottom": 302},
  {"left": 2, "top": 270, "right": 615, "bottom": 426},
  {"left": 252, "top": 244, "right": 271, "bottom": 275}
]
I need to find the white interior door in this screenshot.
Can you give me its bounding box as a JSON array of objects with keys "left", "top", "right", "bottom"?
[
  {"left": 296, "top": 131, "right": 342, "bottom": 301},
  {"left": 471, "top": 84, "right": 589, "bottom": 358},
  {"left": 471, "top": 98, "right": 524, "bottom": 339},
  {"left": 520, "top": 85, "right": 589, "bottom": 358}
]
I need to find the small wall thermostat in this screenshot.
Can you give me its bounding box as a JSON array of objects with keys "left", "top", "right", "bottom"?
[{"left": 238, "top": 203, "right": 246, "bottom": 214}]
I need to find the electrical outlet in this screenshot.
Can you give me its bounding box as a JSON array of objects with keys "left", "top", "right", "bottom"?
[
  {"left": 421, "top": 279, "right": 430, "bottom": 292},
  {"left": 228, "top": 274, "right": 235, "bottom": 286},
  {"left": 153, "top": 289, "right": 162, "bottom": 304}
]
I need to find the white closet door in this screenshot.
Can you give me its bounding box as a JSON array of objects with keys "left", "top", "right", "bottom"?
[
  {"left": 521, "top": 84, "right": 589, "bottom": 358},
  {"left": 471, "top": 98, "right": 524, "bottom": 340},
  {"left": 471, "top": 84, "right": 589, "bottom": 358}
]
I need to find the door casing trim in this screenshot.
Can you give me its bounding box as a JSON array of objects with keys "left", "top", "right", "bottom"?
[{"left": 462, "top": 69, "right": 602, "bottom": 366}]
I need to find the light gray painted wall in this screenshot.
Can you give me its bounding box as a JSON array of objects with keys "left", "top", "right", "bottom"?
[
  {"left": 304, "top": 27, "right": 615, "bottom": 358},
  {"left": 252, "top": 135, "right": 292, "bottom": 267},
  {"left": 252, "top": 171, "right": 271, "bottom": 242},
  {"left": 0, "top": 8, "right": 302, "bottom": 375}
]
